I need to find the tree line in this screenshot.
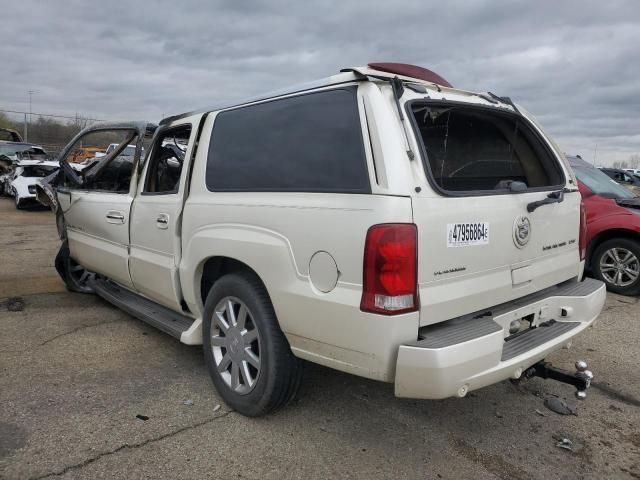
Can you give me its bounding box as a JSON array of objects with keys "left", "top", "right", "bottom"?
[{"left": 612, "top": 155, "right": 640, "bottom": 170}]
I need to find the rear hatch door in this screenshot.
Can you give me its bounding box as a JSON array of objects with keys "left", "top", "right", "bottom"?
[{"left": 408, "top": 99, "right": 580, "bottom": 326}]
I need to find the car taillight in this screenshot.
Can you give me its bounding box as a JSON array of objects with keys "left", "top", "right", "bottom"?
[
  {"left": 579, "top": 202, "right": 587, "bottom": 261},
  {"left": 360, "top": 223, "right": 418, "bottom": 315}
]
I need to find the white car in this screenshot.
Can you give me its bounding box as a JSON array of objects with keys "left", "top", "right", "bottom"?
[
  {"left": 10, "top": 160, "right": 59, "bottom": 209},
  {"left": 49, "top": 63, "right": 605, "bottom": 416},
  {"left": 0, "top": 143, "right": 48, "bottom": 196},
  {"left": 623, "top": 168, "right": 640, "bottom": 176}
]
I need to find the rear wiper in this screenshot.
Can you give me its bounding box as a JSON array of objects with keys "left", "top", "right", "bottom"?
[{"left": 527, "top": 189, "right": 566, "bottom": 213}]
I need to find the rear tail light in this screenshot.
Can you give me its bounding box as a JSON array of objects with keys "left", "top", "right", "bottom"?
[
  {"left": 579, "top": 202, "right": 587, "bottom": 261},
  {"left": 360, "top": 224, "right": 418, "bottom": 315}
]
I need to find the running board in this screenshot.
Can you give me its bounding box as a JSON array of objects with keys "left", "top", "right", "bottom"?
[{"left": 92, "top": 278, "right": 194, "bottom": 339}]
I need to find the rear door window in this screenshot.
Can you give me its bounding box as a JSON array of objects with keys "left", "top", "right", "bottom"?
[
  {"left": 409, "top": 103, "right": 564, "bottom": 194},
  {"left": 206, "top": 87, "right": 370, "bottom": 193}
]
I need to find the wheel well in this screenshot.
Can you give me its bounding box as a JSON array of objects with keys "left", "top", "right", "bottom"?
[
  {"left": 200, "top": 256, "right": 263, "bottom": 306},
  {"left": 587, "top": 229, "right": 640, "bottom": 269}
]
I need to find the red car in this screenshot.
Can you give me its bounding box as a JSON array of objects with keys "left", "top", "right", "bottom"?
[{"left": 568, "top": 156, "right": 640, "bottom": 295}]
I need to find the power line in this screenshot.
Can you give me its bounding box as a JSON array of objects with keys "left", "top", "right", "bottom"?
[{"left": 0, "top": 108, "right": 103, "bottom": 122}]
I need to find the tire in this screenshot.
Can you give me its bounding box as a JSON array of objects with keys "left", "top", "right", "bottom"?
[
  {"left": 592, "top": 238, "right": 640, "bottom": 296},
  {"left": 202, "top": 272, "right": 302, "bottom": 416},
  {"left": 14, "top": 196, "right": 23, "bottom": 210},
  {"left": 54, "top": 240, "right": 95, "bottom": 294}
]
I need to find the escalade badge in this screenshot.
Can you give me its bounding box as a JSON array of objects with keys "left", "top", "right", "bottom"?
[{"left": 513, "top": 216, "right": 531, "bottom": 248}]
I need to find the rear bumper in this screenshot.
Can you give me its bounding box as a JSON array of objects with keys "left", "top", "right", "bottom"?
[{"left": 394, "top": 278, "right": 606, "bottom": 399}]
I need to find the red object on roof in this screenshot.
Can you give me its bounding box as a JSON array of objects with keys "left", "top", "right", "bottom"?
[{"left": 368, "top": 62, "right": 453, "bottom": 88}]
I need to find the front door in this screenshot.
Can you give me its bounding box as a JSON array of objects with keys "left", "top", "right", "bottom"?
[
  {"left": 57, "top": 125, "right": 148, "bottom": 288},
  {"left": 129, "top": 120, "right": 197, "bottom": 310}
]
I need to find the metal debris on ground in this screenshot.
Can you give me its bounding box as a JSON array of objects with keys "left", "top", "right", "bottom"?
[
  {"left": 534, "top": 409, "right": 547, "bottom": 417},
  {"left": 183, "top": 399, "right": 194, "bottom": 406},
  {"left": 544, "top": 397, "right": 577, "bottom": 416},
  {"left": 213, "top": 404, "right": 221, "bottom": 412},
  {"left": 556, "top": 438, "right": 574, "bottom": 451}
]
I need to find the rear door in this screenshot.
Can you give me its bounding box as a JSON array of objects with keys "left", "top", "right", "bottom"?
[
  {"left": 129, "top": 118, "right": 199, "bottom": 310},
  {"left": 56, "top": 123, "right": 150, "bottom": 288},
  {"left": 407, "top": 99, "right": 580, "bottom": 325}
]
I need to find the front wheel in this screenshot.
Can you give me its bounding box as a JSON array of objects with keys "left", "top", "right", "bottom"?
[
  {"left": 202, "top": 272, "right": 302, "bottom": 416},
  {"left": 592, "top": 238, "right": 640, "bottom": 296},
  {"left": 54, "top": 240, "right": 95, "bottom": 294}
]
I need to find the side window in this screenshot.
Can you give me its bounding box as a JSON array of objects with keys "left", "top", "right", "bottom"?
[
  {"left": 206, "top": 87, "right": 370, "bottom": 193},
  {"left": 144, "top": 126, "right": 191, "bottom": 194},
  {"left": 61, "top": 129, "right": 141, "bottom": 193}
]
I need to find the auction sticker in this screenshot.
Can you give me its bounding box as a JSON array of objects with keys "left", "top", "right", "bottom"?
[{"left": 447, "top": 222, "right": 489, "bottom": 247}]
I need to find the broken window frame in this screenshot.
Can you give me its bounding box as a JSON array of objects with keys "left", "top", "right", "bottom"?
[
  {"left": 57, "top": 121, "right": 156, "bottom": 192},
  {"left": 405, "top": 99, "right": 566, "bottom": 197}
]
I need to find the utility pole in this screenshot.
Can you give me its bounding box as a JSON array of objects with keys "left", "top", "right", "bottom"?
[
  {"left": 27, "top": 90, "right": 36, "bottom": 142},
  {"left": 23, "top": 113, "right": 27, "bottom": 141},
  {"left": 593, "top": 144, "right": 597, "bottom": 167}
]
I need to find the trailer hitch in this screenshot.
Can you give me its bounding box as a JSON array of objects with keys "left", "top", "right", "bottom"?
[{"left": 521, "top": 360, "right": 593, "bottom": 399}]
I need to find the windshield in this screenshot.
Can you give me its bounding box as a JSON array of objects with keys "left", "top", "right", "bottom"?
[{"left": 574, "top": 166, "right": 635, "bottom": 199}]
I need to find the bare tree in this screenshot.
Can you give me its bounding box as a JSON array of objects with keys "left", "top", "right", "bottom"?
[{"left": 628, "top": 154, "right": 640, "bottom": 169}]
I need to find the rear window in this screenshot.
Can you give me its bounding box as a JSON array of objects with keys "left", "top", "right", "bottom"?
[
  {"left": 206, "top": 87, "right": 370, "bottom": 193},
  {"left": 409, "top": 103, "right": 564, "bottom": 194},
  {"left": 22, "top": 166, "right": 57, "bottom": 177}
]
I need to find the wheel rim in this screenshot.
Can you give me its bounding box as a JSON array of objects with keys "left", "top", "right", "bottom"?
[
  {"left": 210, "top": 297, "right": 261, "bottom": 395},
  {"left": 599, "top": 247, "right": 640, "bottom": 287},
  {"left": 68, "top": 258, "right": 92, "bottom": 286}
]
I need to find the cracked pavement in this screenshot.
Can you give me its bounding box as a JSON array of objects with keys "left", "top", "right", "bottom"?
[{"left": 0, "top": 198, "right": 639, "bottom": 479}]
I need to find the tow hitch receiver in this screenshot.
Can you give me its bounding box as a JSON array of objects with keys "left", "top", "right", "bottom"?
[{"left": 521, "top": 360, "right": 594, "bottom": 399}]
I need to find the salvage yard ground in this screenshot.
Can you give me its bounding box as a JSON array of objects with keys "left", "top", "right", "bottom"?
[{"left": 0, "top": 197, "right": 639, "bottom": 480}]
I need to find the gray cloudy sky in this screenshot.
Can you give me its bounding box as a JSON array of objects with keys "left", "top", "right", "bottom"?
[{"left": 2, "top": 0, "right": 639, "bottom": 165}]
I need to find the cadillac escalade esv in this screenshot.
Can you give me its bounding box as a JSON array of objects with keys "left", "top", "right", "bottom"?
[{"left": 50, "top": 63, "right": 605, "bottom": 416}]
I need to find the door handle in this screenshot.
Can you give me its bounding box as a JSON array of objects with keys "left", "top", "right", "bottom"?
[
  {"left": 106, "top": 211, "right": 125, "bottom": 224},
  {"left": 156, "top": 213, "right": 169, "bottom": 229}
]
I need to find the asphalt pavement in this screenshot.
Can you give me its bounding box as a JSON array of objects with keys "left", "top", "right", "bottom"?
[{"left": 0, "top": 198, "right": 638, "bottom": 479}]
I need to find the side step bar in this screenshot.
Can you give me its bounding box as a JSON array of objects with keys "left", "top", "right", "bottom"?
[{"left": 92, "top": 278, "right": 194, "bottom": 339}]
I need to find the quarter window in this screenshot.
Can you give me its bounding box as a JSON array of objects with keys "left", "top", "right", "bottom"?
[{"left": 206, "top": 87, "right": 370, "bottom": 193}]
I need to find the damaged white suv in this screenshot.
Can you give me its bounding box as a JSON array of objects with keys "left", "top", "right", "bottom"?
[{"left": 49, "top": 63, "right": 605, "bottom": 416}]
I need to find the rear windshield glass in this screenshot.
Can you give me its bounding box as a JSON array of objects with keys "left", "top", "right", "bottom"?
[
  {"left": 22, "top": 166, "right": 58, "bottom": 177},
  {"left": 410, "top": 103, "right": 564, "bottom": 193}
]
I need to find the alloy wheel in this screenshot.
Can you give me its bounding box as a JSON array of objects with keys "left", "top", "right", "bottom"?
[
  {"left": 210, "top": 297, "right": 261, "bottom": 395},
  {"left": 599, "top": 247, "right": 640, "bottom": 287}
]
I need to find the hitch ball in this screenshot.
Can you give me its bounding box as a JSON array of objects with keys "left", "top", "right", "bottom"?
[{"left": 574, "top": 360, "right": 593, "bottom": 400}]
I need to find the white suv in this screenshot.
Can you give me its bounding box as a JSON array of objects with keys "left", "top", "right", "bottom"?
[{"left": 50, "top": 63, "right": 605, "bottom": 416}]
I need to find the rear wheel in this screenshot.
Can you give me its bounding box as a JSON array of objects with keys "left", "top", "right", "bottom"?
[
  {"left": 203, "top": 272, "right": 302, "bottom": 416},
  {"left": 592, "top": 238, "right": 640, "bottom": 296}
]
